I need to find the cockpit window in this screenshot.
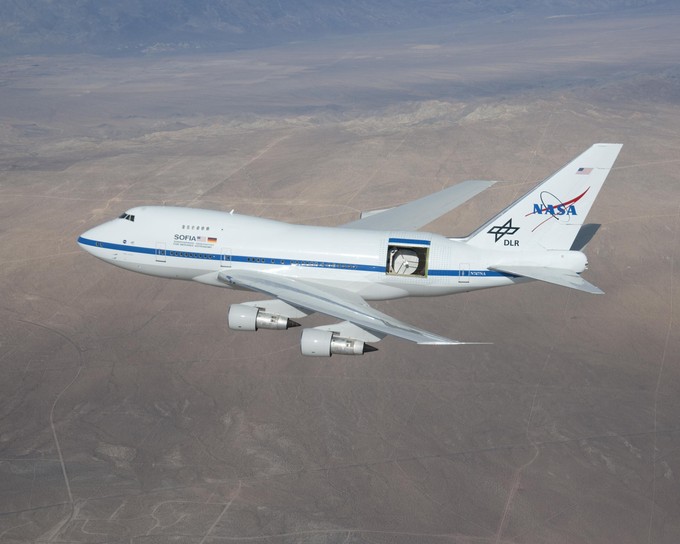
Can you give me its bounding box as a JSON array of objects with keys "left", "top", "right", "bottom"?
[{"left": 118, "top": 212, "right": 135, "bottom": 222}]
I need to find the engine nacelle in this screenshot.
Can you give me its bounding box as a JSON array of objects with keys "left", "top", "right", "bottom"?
[
  {"left": 300, "top": 328, "right": 377, "bottom": 357},
  {"left": 228, "top": 304, "right": 299, "bottom": 331}
]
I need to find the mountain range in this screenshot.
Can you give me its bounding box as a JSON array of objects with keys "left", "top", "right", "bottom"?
[{"left": 0, "top": 0, "right": 671, "bottom": 57}]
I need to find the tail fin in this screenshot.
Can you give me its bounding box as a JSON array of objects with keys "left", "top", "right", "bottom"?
[{"left": 465, "top": 143, "right": 622, "bottom": 251}]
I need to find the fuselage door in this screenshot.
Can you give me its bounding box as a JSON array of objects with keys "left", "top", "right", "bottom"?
[
  {"left": 221, "top": 248, "right": 232, "bottom": 268},
  {"left": 459, "top": 263, "right": 470, "bottom": 283},
  {"left": 155, "top": 242, "right": 166, "bottom": 263}
]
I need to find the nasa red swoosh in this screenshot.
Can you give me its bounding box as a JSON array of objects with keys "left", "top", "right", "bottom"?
[{"left": 525, "top": 187, "right": 590, "bottom": 217}]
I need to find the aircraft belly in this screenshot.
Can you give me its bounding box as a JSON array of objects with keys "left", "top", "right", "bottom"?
[
  {"left": 114, "top": 260, "right": 199, "bottom": 280},
  {"left": 355, "top": 283, "right": 411, "bottom": 300}
]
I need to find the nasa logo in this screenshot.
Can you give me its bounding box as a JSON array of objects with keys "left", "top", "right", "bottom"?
[
  {"left": 532, "top": 203, "right": 577, "bottom": 216},
  {"left": 528, "top": 188, "right": 590, "bottom": 219}
]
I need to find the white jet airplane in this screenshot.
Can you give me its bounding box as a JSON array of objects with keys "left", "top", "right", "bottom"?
[{"left": 78, "top": 143, "right": 622, "bottom": 356}]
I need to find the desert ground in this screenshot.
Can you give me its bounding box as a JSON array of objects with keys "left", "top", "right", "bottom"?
[{"left": 1, "top": 9, "right": 679, "bottom": 544}]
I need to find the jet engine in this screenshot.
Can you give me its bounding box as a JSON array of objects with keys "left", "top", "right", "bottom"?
[
  {"left": 300, "top": 328, "right": 377, "bottom": 357},
  {"left": 228, "top": 304, "right": 299, "bottom": 331}
]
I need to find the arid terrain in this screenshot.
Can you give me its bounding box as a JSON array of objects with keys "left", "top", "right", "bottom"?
[{"left": 1, "top": 9, "right": 679, "bottom": 543}]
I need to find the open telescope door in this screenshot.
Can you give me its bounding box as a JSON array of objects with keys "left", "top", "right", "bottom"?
[{"left": 385, "top": 239, "right": 429, "bottom": 277}]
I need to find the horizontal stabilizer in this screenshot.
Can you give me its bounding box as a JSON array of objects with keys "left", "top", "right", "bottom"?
[
  {"left": 490, "top": 265, "right": 604, "bottom": 294},
  {"left": 342, "top": 180, "right": 496, "bottom": 231}
]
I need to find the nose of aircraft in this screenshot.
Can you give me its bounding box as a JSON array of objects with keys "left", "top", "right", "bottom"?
[
  {"left": 77, "top": 223, "right": 110, "bottom": 256},
  {"left": 78, "top": 227, "right": 97, "bottom": 255}
]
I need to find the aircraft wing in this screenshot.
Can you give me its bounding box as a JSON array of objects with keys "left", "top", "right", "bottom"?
[
  {"left": 341, "top": 179, "right": 496, "bottom": 231},
  {"left": 217, "top": 269, "right": 462, "bottom": 345}
]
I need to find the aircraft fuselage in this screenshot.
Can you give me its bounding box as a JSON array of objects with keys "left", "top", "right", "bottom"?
[{"left": 78, "top": 206, "right": 588, "bottom": 301}]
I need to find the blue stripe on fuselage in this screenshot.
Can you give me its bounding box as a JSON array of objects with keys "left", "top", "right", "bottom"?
[
  {"left": 388, "top": 237, "right": 430, "bottom": 246},
  {"left": 77, "top": 236, "right": 512, "bottom": 278}
]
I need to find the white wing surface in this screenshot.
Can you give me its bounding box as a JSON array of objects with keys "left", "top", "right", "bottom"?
[
  {"left": 490, "top": 265, "right": 604, "bottom": 294},
  {"left": 341, "top": 180, "right": 496, "bottom": 231},
  {"left": 217, "top": 269, "right": 462, "bottom": 345}
]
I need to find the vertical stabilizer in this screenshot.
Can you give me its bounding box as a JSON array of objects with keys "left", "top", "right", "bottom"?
[{"left": 465, "top": 143, "right": 622, "bottom": 251}]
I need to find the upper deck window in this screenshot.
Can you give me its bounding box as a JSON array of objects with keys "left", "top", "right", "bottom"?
[{"left": 182, "top": 224, "right": 210, "bottom": 231}]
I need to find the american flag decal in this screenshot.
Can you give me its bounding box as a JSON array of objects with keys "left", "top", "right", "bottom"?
[{"left": 576, "top": 167, "right": 593, "bottom": 175}]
